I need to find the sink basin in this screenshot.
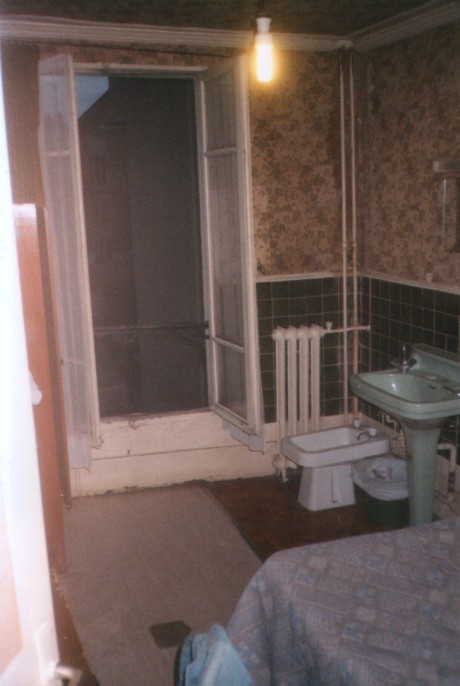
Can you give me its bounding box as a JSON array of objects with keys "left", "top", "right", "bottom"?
[
  {"left": 350, "top": 344, "right": 460, "bottom": 526},
  {"left": 350, "top": 370, "right": 460, "bottom": 425}
]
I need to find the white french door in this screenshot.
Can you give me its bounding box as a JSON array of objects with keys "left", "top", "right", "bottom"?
[{"left": 197, "top": 57, "right": 262, "bottom": 437}]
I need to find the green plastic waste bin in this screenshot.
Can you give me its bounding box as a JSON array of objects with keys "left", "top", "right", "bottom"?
[{"left": 353, "top": 455, "right": 409, "bottom": 528}]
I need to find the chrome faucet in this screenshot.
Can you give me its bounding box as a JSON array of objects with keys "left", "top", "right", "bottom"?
[
  {"left": 391, "top": 343, "right": 416, "bottom": 374},
  {"left": 441, "top": 385, "right": 460, "bottom": 397}
]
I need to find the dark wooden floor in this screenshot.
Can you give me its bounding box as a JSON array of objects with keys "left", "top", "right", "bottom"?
[{"left": 208, "top": 470, "right": 393, "bottom": 561}]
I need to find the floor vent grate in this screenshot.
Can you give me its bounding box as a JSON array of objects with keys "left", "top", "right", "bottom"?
[{"left": 149, "top": 621, "right": 191, "bottom": 649}]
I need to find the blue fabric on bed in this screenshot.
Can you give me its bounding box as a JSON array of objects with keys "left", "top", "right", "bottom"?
[
  {"left": 178, "top": 624, "right": 254, "bottom": 686},
  {"left": 227, "top": 517, "right": 460, "bottom": 685}
]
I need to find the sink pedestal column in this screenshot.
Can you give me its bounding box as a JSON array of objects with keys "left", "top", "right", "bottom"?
[{"left": 403, "top": 425, "right": 441, "bottom": 526}]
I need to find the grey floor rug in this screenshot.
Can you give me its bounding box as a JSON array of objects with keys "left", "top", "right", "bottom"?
[{"left": 59, "top": 484, "right": 261, "bottom": 686}]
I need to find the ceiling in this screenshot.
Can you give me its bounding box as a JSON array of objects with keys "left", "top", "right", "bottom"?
[{"left": 0, "top": 0, "right": 450, "bottom": 36}]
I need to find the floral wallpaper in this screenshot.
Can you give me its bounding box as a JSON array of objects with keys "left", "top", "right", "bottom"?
[
  {"left": 41, "top": 42, "right": 345, "bottom": 278},
  {"left": 27, "top": 18, "right": 460, "bottom": 290},
  {"left": 251, "top": 21, "right": 460, "bottom": 287},
  {"left": 250, "top": 50, "right": 343, "bottom": 276},
  {"left": 358, "top": 22, "right": 460, "bottom": 288},
  {"left": 41, "top": 43, "right": 234, "bottom": 69}
]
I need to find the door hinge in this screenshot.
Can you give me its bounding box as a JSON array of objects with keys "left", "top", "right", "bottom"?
[{"left": 55, "top": 664, "right": 83, "bottom": 685}]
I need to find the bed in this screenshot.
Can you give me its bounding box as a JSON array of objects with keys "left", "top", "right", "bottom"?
[{"left": 225, "top": 516, "right": 460, "bottom": 685}]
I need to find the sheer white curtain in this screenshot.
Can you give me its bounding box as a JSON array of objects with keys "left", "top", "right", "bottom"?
[{"left": 38, "top": 54, "right": 99, "bottom": 468}]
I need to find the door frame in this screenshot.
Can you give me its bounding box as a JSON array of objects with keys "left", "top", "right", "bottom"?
[{"left": 40, "top": 54, "right": 262, "bottom": 447}]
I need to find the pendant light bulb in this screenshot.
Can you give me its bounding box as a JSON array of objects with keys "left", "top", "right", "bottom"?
[{"left": 255, "top": 15, "right": 273, "bottom": 83}]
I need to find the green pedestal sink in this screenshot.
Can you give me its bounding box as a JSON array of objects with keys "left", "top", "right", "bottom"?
[{"left": 350, "top": 344, "right": 460, "bottom": 526}]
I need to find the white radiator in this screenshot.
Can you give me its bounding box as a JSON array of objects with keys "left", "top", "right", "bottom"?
[{"left": 272, "top": 325, "right": 325, "bottom": 478}]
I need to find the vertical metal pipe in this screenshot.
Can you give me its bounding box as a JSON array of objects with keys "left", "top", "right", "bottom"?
[
  {"left": 349, "top": 52, "right": 360, "bottom": 419},
  {"left": 339, "top": 54, "right": 349, "bottom": 425}
]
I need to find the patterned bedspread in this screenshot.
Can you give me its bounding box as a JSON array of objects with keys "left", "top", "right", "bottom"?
[{"left": 227, "top": 517, "right": 460, "bottom": 685}]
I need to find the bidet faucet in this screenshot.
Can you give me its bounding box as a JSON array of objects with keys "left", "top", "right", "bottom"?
[
  {"left": 391, "top": 343, "right": 416, "bottom": 374},
  {"left": 356, "top": 427, "right": 377, "bottom": 440}
]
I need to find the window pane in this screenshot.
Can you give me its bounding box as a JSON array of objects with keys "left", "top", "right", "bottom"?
[
  {"left": 216, "top": 344, "right": 246, "bottom": 419},
  {"left": 95, "top": 327, "right": 208, "bottom": 417},
  {"left": 208, "top": 153, "right": 244, "bottom": 345},
  {"left": 204, "top": 69, "right": 236, "bottom": 150}
]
